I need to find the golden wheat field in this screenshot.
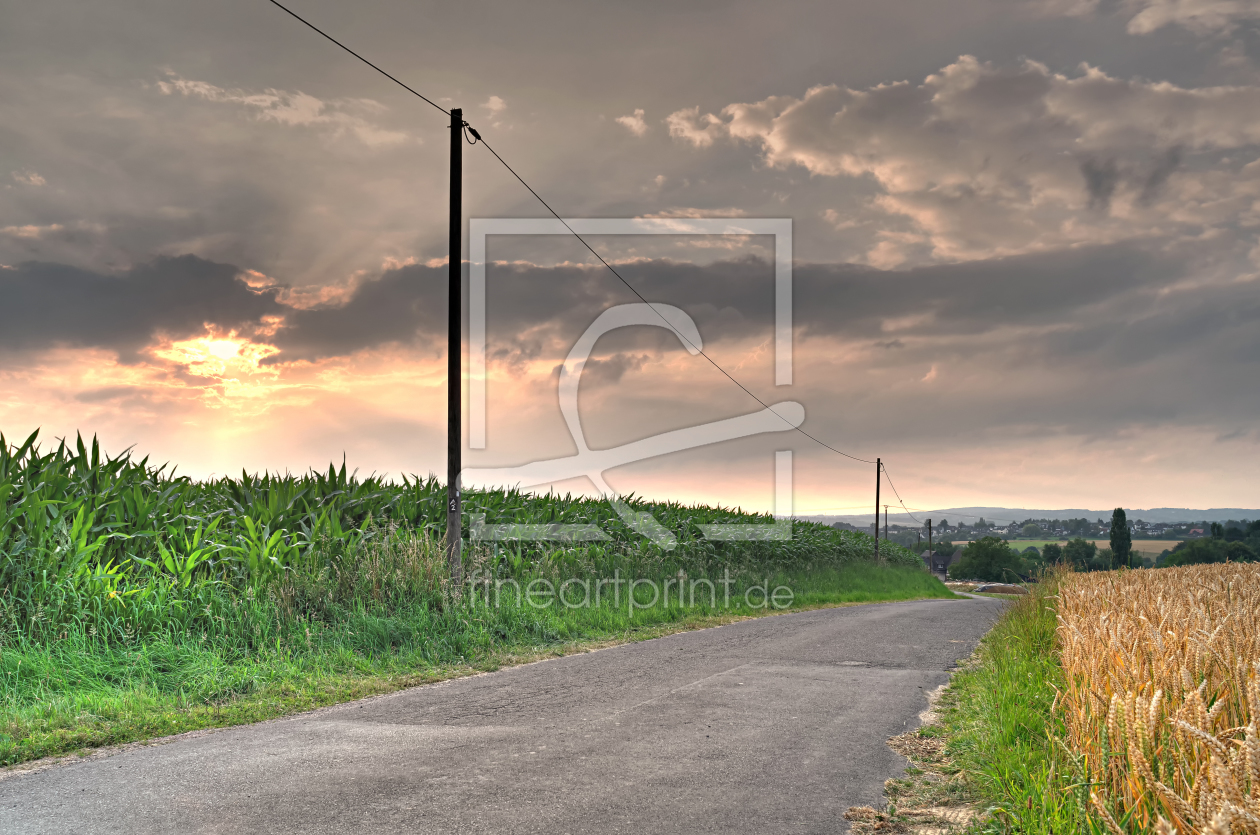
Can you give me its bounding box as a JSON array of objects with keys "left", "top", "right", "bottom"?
[{"left": 1057, "top": 564, "right": 1260, "bottom": 834}]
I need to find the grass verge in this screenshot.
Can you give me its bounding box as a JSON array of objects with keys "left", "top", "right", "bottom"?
[
  {"left": 2, "top": 563, "right": 951, "bottom": 768},
  {"left": 938, "top": 579, "right": 1093, "bottom": 834},
  {"left": 848, "top": 577, "right": 1101, "bottom": 835}
]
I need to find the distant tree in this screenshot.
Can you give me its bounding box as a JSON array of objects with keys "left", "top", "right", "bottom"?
[
  {"left": 1064, "top": 538, "right": 1097, "bottom": 570},
  {"left": 1162, "top": 538, "right": 1257, "bottom": 567},
  {"left": 1018, "top": 546, "right": 1048, "bottom": 576},
  {"left": 1021, "top": 523, "right": 1043, "bottom": 538},
  {"left": 1211, "top": 522, "right": 1225, "bottom": 539},
  {"left": 947, "top": 536, "right": 1024, "bottom": 582},
  {"left": 1110, "top": 508, "right": 1133, "bottom": 569},
  {"left": 1042, "top": 543, "right": 1063, "bottom": 564},
  {"left": 1227, "top": 542, "right": 1257, "bottom": 562},
  {"left": 977, "top": 517, "right": 989, "bottom": 529}
]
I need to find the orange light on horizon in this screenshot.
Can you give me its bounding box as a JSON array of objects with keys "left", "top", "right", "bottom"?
[{"left": 151, "top": 331, "right": 281, "bottom": 379}]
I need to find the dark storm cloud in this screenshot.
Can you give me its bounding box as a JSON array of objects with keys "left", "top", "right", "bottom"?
[
  {"left": 0, "top": 243, "right": 1193, "bottom": 370},
  {"left": 267, "top": 264, "right": 449, "bottom": 361},
  {"left": 6, "top": 240, "right": 1247, "bottom": 430},
  {"left": 267, "top": 256, "right": 779, "bottom": 363},
  {"left": 461, "top": 244, "right": 1179, "bottom": 352},
  {"left": 797, "top": 245, "right": 1181, "bottom": 338},
  {"left": 0, "top": 256, "right": 283, "bottom": 358},
  {"left": 1053, "top": 276, "right": 1260, "bottom": 368},
  {"left": 0, "top": 255, "right": 451, "bottom": 364}
]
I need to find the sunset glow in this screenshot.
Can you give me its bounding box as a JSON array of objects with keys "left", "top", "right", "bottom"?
[
  {"left": 3, "top": 2, "right": 1258, "bottom": 516},
  {"left": 152, "top": 332, "right": 281, "bottom": 379}
]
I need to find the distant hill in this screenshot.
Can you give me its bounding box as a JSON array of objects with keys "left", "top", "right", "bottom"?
[{"left": 803, "top": 507, "right": 1260, "bottom": 526}]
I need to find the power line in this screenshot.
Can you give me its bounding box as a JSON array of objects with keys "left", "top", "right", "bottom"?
[
  {"left": 264, "top": 0, "right": 880, "bottom": 470},
  {"left": 265, "top": 0, "right": 450, "bottom": 116},
  {"left": 475, "top": 138, "right": 876, "bottom": 465},
  {"left": 879, "top": 464, "right": 922, "bottom": 524}
]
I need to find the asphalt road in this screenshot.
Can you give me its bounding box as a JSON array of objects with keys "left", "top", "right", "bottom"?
[{"left": 0, "top": 596, "right": 1002, "bottom": 834}]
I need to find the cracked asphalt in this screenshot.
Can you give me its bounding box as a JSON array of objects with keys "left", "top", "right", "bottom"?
[{"left": 0, "top": 596, "right": 1002, "bottom": 834}]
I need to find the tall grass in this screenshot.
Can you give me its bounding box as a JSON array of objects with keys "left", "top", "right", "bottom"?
[{"left": 942, "top": 574, "right": 1094, "bottom": 834}]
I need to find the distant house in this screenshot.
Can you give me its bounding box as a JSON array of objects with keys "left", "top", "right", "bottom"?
[
  {"left": 923, "top": 550, "right": 957, "bottom": 574},
  {"left": 1188, "top": 528, "right": 1205, "bottom": 537}
]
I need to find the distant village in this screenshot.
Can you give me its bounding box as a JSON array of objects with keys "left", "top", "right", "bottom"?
[{"left": 831, "top": 516, "right": 1234, "bottom": 550}]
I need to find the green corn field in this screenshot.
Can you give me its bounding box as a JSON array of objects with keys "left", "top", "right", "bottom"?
[{"left": 0, "top": 429, "right": 920, "bottom": 643}]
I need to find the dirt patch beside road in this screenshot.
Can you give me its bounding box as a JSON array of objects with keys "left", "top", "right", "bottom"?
[{"left": 845, "top": 682, "right": 982, "bottom": 835}]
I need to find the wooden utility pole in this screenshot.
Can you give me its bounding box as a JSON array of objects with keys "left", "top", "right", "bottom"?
[
  {"left": 927, "top": 519, "right": 933, "bottom": 570},
  {"left": 447, "top": 107, "right": 463, "bottom": 584},
  {"left": 874, "top": 458, "right": 881, "bottom": 561}
]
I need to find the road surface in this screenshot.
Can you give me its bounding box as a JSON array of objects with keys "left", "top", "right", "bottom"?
[{"left": 1, "top": 596, "right": 1002, "bottom": 834}]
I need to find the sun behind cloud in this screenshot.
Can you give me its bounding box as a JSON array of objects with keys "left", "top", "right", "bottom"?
[{"left": 151, "top": 331, "right": 281, "bottom": 380}]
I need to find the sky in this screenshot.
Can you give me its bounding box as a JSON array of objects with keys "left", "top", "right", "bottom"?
[{"left": 2, "top": 0, "right": 1259, "bottom": 515}]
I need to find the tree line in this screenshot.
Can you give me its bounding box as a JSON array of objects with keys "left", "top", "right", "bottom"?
[{"left": 944, "top": 509, "right": 1260, "bottom": 582}]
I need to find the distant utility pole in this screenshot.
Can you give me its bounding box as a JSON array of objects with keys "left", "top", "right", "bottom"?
[
  {"left": 874, "top": 458, "right": 881, "bottom": 561},
  {"left": 447, "top": 107, "right": 463, "bottom": 584},
  {"left": 927, "top": 519, "right": 933, "bottom": 567},
  {"left": 884, "top": 504, "right": 890, "bottom": 543}
]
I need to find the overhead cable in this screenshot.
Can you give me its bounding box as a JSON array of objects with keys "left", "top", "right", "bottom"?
[{"left": 267, "top": 0, "right": 881, "bottom": 470}]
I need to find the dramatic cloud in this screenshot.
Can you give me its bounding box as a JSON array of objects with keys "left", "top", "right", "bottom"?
[
  {"left": 669, "top": 57, "right": 1260, "bottom": 264},
  {"left": 10, "top": 242, "right": 1248, "bottom": 421},
  {"left": 269, "top": 264, "right": 447, "bottom": 361},
  {"left": 0, "top": 256, "right": 282, "bottom": 358}
]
